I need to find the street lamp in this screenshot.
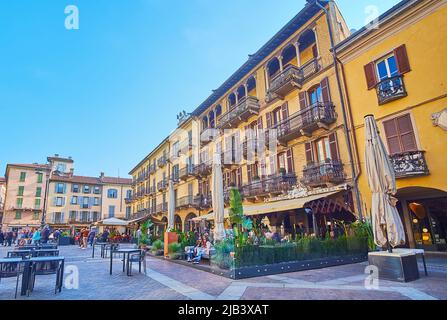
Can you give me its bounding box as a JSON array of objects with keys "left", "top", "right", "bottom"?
[{"left": 35, "top": 163, "right": 56, "bottom": 229}]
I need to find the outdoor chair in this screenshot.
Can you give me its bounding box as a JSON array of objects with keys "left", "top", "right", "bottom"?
[
  {"left": 7, "top": 251, "right": 33, "bottom": 259},
  {"left": 28, "top": 260, "right": 63, "bottom": 295},
  {"left": 0, "top": 260, "right": 26, "bottom": 299},
  {"left": 34, "top": 250, "right": 59, "bottom": 257},
  {"left": 16, "top": 245, "right": 36, "bottom": 251},
  {"left": 104, "top": 244, "right": 120, "bottom": 258},
  {"left": 40, "top": 244, "right": 58, "bottom": 250},
  {"left": 128, "top": 250, "right": 147, "bottom": 275}
]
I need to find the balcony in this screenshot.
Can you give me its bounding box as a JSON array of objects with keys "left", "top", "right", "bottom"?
[
  {"left": 276, "top": 102, "right": 337, "bottom": 143},
  {"left": 241, "top": 173, "right": 297, "bottom": 199},
  {"left": 192, "top": 160, "right": 213, "bottom": 177},
  {"left": 193, "top": 194, "right": 212, "bottom": 209},
  {"left": 157, "top": 156, "right": 167, "bottom": 168},
  {"left": 200, "top": 128, "right": 217, "bottom": 146},
  {"left": 243, "top": 139, "right": 258, "bottom": 159},
  {"left": 179, "top": 165, "right": 194, "bottom": 181},
  {"left": 390, "top": 150, "right": 429, "bottom": 178},
  {"left": 217, "top": 96, "right": 260, "bottom": 129},
  {"left": 180, "top": 138, "right": 194, "bottom": 153},
  {"left": 149, "top": 163, "right": 156, "bottom": 175},
  {"left": 376, "top": 75, "right": 407, "bottom": 105},
  {"left": 176, "top": 195, "right": 194, "bottom": 209},
  {"left": 148, "top": 186, "right": 156, "bottom": 195},
  {"left": 268, "top": 59, "right": 320, "bottom": 100},
  {"left": 301, "top": 160, "right": 345, "bottom": 187},
  {"left": 221, "top": 150, "right": 241, "bottom": 168},
  {"left": 157, "top": 179, "right": 168, "bottom": 192}
]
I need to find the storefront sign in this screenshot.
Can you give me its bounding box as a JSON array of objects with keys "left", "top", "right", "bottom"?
[{"left": 264, "top": 183, "right": 349, "bottom": 203}]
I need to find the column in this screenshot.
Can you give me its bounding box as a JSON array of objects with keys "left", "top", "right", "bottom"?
[
  {"left": 312, "top": 27, "right": 320, "bottom": 58},
  {"left": 278, "top": 56, "right": 284, "bottom": 72},
  {"left": 294, "top": 41, "right": 301, "bottom": 67}
]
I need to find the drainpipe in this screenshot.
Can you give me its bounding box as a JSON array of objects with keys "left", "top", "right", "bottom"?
[{"left": 315, "top": 0, "right": 363, "bottom": 220}]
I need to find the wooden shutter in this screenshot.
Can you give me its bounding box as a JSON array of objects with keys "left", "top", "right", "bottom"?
[
  {"left": 364, "top": 62, "right": 377, "bottom": 90},
  {"left": 237, "top": 167, "right": 242, "bottom": 187},
  {"left": 394, "top": 44, "right": 411, "bottom": 74},
  {"left": 320, "top": 77, "right": 331, "bottom": 102},
  {"left": 328, "top": 133, "right": 339, "bottom": 160},
  {"left": 312, "top": 45, "right": 318, "bottom": 58},
  {"left": 281, "top": 102, "right": 289, "bottom": 121},
  {"left": 247, "top": 164, "right": 252, "bottom": 183},
  {"left": 299, "top": 92, "right": 308, "bottom": 110},
  {"left": 265, "top": 112, "right": 272, "bottom": 145},
  {"left": 305, "top": 142, "right": 313, "bottom": 163},
  {"left": 286, "top": 148, "right": 294, "bottom": 173},
  {"left": 396, "top": 114, "right": 417, "bottom": 152},
  {"left": 383, "top": 118, "right": 402, "bottom": 155}
]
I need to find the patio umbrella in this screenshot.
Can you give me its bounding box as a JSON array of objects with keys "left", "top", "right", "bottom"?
[
  {"left": 211, "top": 152, "right": 226, "bottom": 241},
  {"left": 167, "top": 179, "right": 175, "bottom": 231},
  {"left": 364, "top": 115, "right": 406, "bottom": 250},
  {"left": 97, "top": 217, "right": 129, "bottom": 226}
]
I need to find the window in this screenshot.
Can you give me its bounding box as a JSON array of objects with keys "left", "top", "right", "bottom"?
[
  {"left": 93, "top": 197, "right": 100, "bottom": 206},
  {"left": 33, "top": 211, "right": 39, "bottom": 220},
  {"left": 80, "top": 212, "right": 89, "bottom": 223},
  {"left": 83, "top": 185, "right": 91, "bottom": 194},
  {"left": 376, "top": 55, "right": 399, "bottom": 81},
  {"left": 37, "top": 173, "right": 43, "bottom": 183},
  {"left": 308, "top": 85, "right": 323, "bottom": 105},
  {"left": 108, "top": 189, "right": 118, "bottom": 199},
  {"left": 55, "top": 197, "right": 65, "bottom": 207},
  {"left": 71, "top": 196, "right": 78, "bottom": 205},
  {"left": 172, "top": 141, "right": 180, "bottom": 157},
  {"left": 17, "top": 186, "right": 24, "bottom": 196},
  {"left": 172, "top": 164, "right": 179, "bottom": 181},
  {"left": 383, "top": 114, "right": 417, "bottom": 155},
  {"left": 305, "top": 133, "right": 339, "bottom": 164},
  {"left": 109, "top": 205, "right": 115, "bottom": 218},
  {"left": 126, "top": 190, "right": 132, "bottom": 199},
  {"left": 35, "top": 199, "right": 41, "bottom": 209},
  {"left": 69, "top": 211, "right": 77, "bottom": 222},
  {"left": 35, "top": 187, "right": 42, "bottom": 198},
  {"left": 92, "top": 212, "right": 100, "bottom": 222},
  {"left": 15, "top": 211, "right": 22, "bottom": 220},
  {"left": 19, "top": 172, "right": 26, "bottom": 182},
  {"left": 81, "top": 197, "right": 89, "bottom": 209},
  {"left": 126, "top": 207, "right": 131, "bottom": 219},
  {"left": 72, "top": 184, "right": 80, "bottom": 193},
  {"left": 16, "top": 198, "right": 23, "bottom": 209},
  {"left": 93, "top": 186, "right": 101, "bottom": 194},
  {"left": 55, "top": 183, "right": 66, "bottom": 194}
]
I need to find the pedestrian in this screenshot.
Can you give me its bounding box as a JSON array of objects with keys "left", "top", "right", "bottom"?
[
  {"left": 101, "top": 228, "right": 110, "bottom": 242},
  {"left": 41, "top": 225, "right": 50, "bottom": 244},
  {"left": 88, "top": 228, "right": 96, "bottom": 246},
  {"left": 12, "top": 231, "right": 17, "bottom": 245},
  {"left": 136, "top": 227, "right": 142, "bottom": 244},
  {"left": 54, "top": 229, "right": 61, "bottom": 243},
  {"left": 0, "top": 231, "right": 4, "bottom": 246},
  {"left": 32, "top": 229, "right": 41, "bottom": 245},
  {"left": 82, "top": 228, "right": 89, "bottom": 249},
  {"left": 6, "top": 231, "right": 13, "bottom": 246}
]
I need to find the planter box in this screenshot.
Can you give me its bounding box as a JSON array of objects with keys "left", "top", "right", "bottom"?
[
  {"left": 368, "top": 251, "right": 419, "bottom": 282},
  {"left": 58, "top": 237, "right": 74, "bottom": 246},
  {"left": 164, "top": 232, "right": 178, "bottom": 257}
]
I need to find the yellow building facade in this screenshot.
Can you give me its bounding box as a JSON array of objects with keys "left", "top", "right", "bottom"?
[
  {"left": 337, "top": 0, "right": 447, "bottom": 250},
  {"left": 129, "top": 1, "right": 361, "bottom": 238}
]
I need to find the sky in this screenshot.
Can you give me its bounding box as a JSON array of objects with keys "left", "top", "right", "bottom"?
[{"left": 0, "top": 0, "right": 401, "bottom": 178}]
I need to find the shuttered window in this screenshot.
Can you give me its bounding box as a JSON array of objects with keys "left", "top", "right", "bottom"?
[{"left": 383, "top": 114, "right": 417, "bottom": 155}]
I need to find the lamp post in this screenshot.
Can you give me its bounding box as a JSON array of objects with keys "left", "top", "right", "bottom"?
[{"left": 36, "top": 163, "right": 55, "bottom": 229}]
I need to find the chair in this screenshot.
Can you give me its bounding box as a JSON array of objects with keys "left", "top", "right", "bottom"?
[
  {"left": 0, "top": 260, "right": 26, "bottom": 299},
  {"left": 104, "top": 244, "right": 119, "bottom": 258},
  {"left": 34, "top": 250, "right": 59, "bottom": 257},
  {"left": 40, "top": 244, "right": 58, "bottom": 250},
  {"left": 7, "top": 251, "right": 32, "bottom": 259},
  {"left": 128, "top": 250, "right": 147, "bottom": 275},
  {"left": 28, "top": 259, "right": 63, "bottom": 295}
]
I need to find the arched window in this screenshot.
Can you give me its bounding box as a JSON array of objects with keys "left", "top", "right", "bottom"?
[
  {"left": 236, "top": 85, "right": 246, "bottom": 102},
  {"left": 174, "top": 215, "right": 182, "bottom": 232},
  {"left": 208, "top": 110, "right": 215, "bottom": 128},
  {"left": 215, "top": 105, "right": 222, "bottom": 118},
  {"left": 202, "top": 116, "right": 208, "bottom": 130},
  {"left": 267, "top": 57, "right": 281, "bottom": 79},
  {"left": 246, "top": 76, "right": 257, "bottom": 97},
  {"left": 298, "top": 29, "right": 318, "bottom": 62},
  {"left": 184, "top": 213, "right": 197, "bottom": 232},
  {"left": 281, "top": 44, "right": 297, "bottom": 67},
  {"left": 228, "top": 93, "right": 236, "bottom": 108}
]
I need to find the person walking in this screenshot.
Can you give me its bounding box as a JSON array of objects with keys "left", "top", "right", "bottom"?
[
  {"left": 88, "top": 228, "right": 96, "bottom": 246},
  {"left": 81, "top": 228, "right": 89, "bottom": 249},
  {"left": 41, "top": 225, "right": 50, "bottom": 244},
  {"left": 32, "top": 229, "right": 41, "bottom": 245},
  {"left": 0, "top": 231, "right": 4, "bottom": 246},
  {"left": 6, "top": 231, "right": 13, "bottom": 246}
]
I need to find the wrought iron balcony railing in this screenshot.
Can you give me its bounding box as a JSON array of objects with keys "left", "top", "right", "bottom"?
[
  {"left": 179, "top": 165, "right": 194, "bottom": 181},
  {"left": 376, "top": 75, "right": 407, "bottom": 105},
  {"left": 390, "top": 150, "right": 429, "bottom": 178},
  {"left": 217, "top": 96, "right": 260, "bottom": 129},
  {"left": 268, "top": 59, "right": 320, "bottom": 100},
  {"left": 157, "top": 179, "right": 168, "bottom": 192},
  {"left": 157, "top": 156, "right": 167, "bottom": 168},
  {"left": 275, "top": 102, "right": 337, "bottom": 143},
  {"left": 241, "top": 173, "right": 297, "bottom": 198},
  {"left": 301, "top": 160, "right": 345, "bottom": 187},
  {"left": 192, "top": 160, "right": 213, "bottom": 177}
]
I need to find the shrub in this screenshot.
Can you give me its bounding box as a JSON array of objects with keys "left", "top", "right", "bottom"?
[{"left": 151, "top": 240, "right": 163, "bottom": 251}]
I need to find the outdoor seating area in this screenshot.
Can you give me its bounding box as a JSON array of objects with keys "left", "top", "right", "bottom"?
[{"left": 0, "top": 243, "right": 64, "bottom": 299}]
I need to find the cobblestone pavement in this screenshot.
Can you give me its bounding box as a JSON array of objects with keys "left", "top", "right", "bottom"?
[{"left": 0, "top": 245, "right": 446, "bottom": 300}]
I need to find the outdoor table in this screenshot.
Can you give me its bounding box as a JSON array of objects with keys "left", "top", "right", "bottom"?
[
  {"left": 21, "top": 256, "right": 65, "bottom": 296},
  {"left": 0, "top": 258, "right": 26, "bottom": 298},
  {"left": 109, "top": 248, "right": 141, "bottom": 276},
  {"left": 92, "top": 241, "right": 109, "bottom": 258},
  {"left": 7, "top": 250, "right": 33, "bottom": 259}
]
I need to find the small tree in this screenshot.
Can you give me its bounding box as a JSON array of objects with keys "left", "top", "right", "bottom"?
[{"left": 228, "top": 187, "right": 253, "bottom": 247}]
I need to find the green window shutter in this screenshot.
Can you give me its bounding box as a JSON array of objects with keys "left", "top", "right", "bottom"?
[
  {"left": 15, "top": 211, "right": 21, "bottom": 219},
  {"left": 37, "top": 173, "right": 43, "bottom": 183},
  {"left": 20, "top": 172, "right": 26, "bottom": 182},
  {"left": 18, "top": 186, "right": 24, "bottom": 196},
  {"left": 36, "top": 187, "right": 42, "bottom": 197}
]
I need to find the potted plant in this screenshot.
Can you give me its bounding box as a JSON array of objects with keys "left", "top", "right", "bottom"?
[
  {"left": 168, "top": 242, "right": 182, "bottom": 259},
  {"left": 151, "top": 240, "right": 164, "bottom": 256}
]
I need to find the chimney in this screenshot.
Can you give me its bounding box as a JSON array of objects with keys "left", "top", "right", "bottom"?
[
  {"left": 100, "top": 172, "right": 105, "bottom": 180},
  {"left": 70, "top": 168, "right": 74, "bottom": 177}
]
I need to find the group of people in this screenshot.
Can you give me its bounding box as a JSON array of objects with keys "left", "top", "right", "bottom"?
[
  {"left": 185, "top": 233, "right": 213, "bottom": 264},
  {"left": 75, "top": 227, "right": 98, "bottom": 249},
  {"left": 0, "top": 225, "right": 60, "bottom": 246}
]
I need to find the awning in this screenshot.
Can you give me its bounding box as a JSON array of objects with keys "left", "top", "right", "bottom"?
[
  {"left": 127, "top": 215, "right": 151, "bottom": 225},
  {"left": 200, "top": 190, "right": 341, "bottom": 221},
  {"left": 95, "top": 217, "right": 129, "bottom": 226}
]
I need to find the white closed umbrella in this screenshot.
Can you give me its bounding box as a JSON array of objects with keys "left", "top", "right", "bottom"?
[
  {"left": 167, "top": 179, "right": 175, "bottom": 231},
  {"left": 212, "top": 152, "right": 226, "bottom": 241},
  {"left": 364, "top": 115, "right": 406, "bottom": 249}
]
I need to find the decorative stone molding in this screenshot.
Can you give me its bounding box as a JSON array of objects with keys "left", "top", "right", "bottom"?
[{"left": 431, "top": 108, "right": 447, "bottom": 131}]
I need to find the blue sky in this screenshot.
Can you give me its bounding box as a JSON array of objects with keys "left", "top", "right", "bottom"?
[{"left": 0, "top": 0, "right": 400, "bottom": 178}]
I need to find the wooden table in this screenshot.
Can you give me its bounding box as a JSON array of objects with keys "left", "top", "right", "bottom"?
[{"left": 109, "top": 248, "right": 141, "bottom": 276}]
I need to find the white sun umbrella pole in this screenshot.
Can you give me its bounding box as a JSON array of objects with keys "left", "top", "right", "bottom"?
[
  {"left": 212, "top": 152, "right": 226, "bottom": 241},
  {"left": 364, "top": 115, "right": 406, "bottom": 252},
  {"left": 167, "top": 179, "right": 175, "bottom": 231}
]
